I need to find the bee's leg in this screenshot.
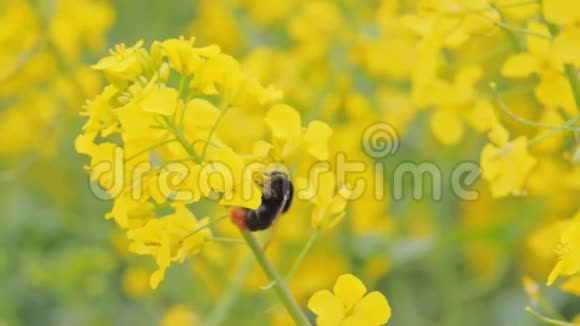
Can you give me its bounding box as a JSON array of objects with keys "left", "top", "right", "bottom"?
[{"left": 281, "top": 183, "right": 293, "bottom": 213}]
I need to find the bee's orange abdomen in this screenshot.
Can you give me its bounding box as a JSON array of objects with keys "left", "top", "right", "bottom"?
[{"left": 229, "top": 207, "right": 249, "bottom": 230}]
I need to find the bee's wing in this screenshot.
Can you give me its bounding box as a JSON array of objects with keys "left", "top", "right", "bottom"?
[{"left": 274, "top": 192, "right": 291, "bottom": 220}]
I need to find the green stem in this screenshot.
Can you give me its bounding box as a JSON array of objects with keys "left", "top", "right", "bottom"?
[
  {"left": 285, "top": 229, "right": 320, "bottom": 282},
  {"left": 182, "top": 214, "right": 229, "bottom": 240},
  {"left": 124, "top": 138, "right": 178, "bottom": 162},
  {"left": 494, "top": 21, "right": 552, "bottom": 40},
  {"left": 528, "top": 116, "right": 580, "bottom": 146},
  {"left": 564, "top": 64, "right": 580, "bottom": 115},
  {"left": 201, "top": 105, "right": 230, "bottom": 161},
  {"left": 536, "top": 286, "right": 566, "bottom": 321},
  {"left": 192, "top": 139, "right": 220, "bottom": 151},
  {"left": 240, "top": 231, "right": 311, "bottom": 326},
  {"left": 538, "top": 297, "right": 565, "bottom": 321},
  {"left": 163, "top": 116, "right": 202, "bottom": 163},
  {"left": 179, "top": 92, "right": 195, "bottom": 128},
  {"left": 525, "top": 307, "right": 574, "bottom": 326},
  {"left": 174, "top": 75, "right": 186, "bottom": 122},
  {"left": 492, "top": 85, "right": 580, "bottom": 131},
  {"left": 492, "top": 7, "right": 526, "bottom": 53}
]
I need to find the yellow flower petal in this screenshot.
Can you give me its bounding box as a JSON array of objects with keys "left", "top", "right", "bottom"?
[
  {"left": 150, "top": 269, "right": 166, "bottom": 289},
  {"left": 560, "top": 276, "right": 580, "bottom": 296},
  {"left": 303, "top": 120, "right": 333, "bottom": 160},
  {"left": 333, "top": 274, "right": 367, "bottom": 313},
  {"left": 455, "top": 65, "right": 482, "bottom": 87},
  {"left": 501, "top": 53, "right": 538, "bottom": 78},
  {"left": 488, "top": 123, "right": 509, "bottom": 146},
  {"left": 162, "top": 38, "right": 197, "bottom": 75},
  {"left": 548, "top": 260, "right": 565, "bottom": 286},
  {"left": 535, "top": 73, "right": 576, "bottom": 115},
  {"left": 140, "top": 87, "right": 179, "bottom": 116},
  {"left": 527, "top": 21, "right": 553, "bottom": 57},
  {"left": 542, "top": 0, "right": 580, "bottom": 25},
  {"left": 347, "top": 291, "right": 392, "bottom": 325},
  {"left": 307, "top": 290, "right": 345, "bottom": 325},
  {"left": 431, "top": 109, "right": 464, "bottom": 145},
  {"left": 75, "top": 132, "right": 96, "bottom": 155},
  {"left": 265, "top": 104, "right": 302, "bottom": 140},
  {"left": 92, "top": 40, "right": 144, "bottom": 83},
  {"left": 555, "top": 28, "right": 580, "bottom": 66}
]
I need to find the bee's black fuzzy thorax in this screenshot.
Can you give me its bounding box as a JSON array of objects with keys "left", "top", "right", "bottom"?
[{"left": 244, "top": 170, "right": 293, "bottom": 231}]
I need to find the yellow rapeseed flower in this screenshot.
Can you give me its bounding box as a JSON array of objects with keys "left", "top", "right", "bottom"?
[
  {"left": 308, "top": 273, "right": 392, "bottom": 326},
  {"left": 548, "top": 211, "right": 580, "bottom": 286},
  {"left": 543, "top": 0, "right": 580, "bottom": 65},
  {"left": 127, "top": 203, "right": 211, "bottom": 289},
  {"left": 92, "top": 40, "right": 144, "bottom": 85},
  {"left": 480, "top": 124, "right": 536, "bottom": 198},
  {"left": 265, "top": 104, "right": 333, "bottom": 161}
]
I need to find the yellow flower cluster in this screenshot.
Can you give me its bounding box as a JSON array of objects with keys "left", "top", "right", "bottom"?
[{"left": 76, "top": 37, "right": 345, "bottom": 288}]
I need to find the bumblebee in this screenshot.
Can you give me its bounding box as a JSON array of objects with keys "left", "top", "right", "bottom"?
[{"left": 230, "top": 170, "right": 293, "bottom": 231}]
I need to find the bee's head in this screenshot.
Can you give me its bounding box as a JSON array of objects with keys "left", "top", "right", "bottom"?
[{"left": 260, "top": 170, "right": 292, "bottom": 199}]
